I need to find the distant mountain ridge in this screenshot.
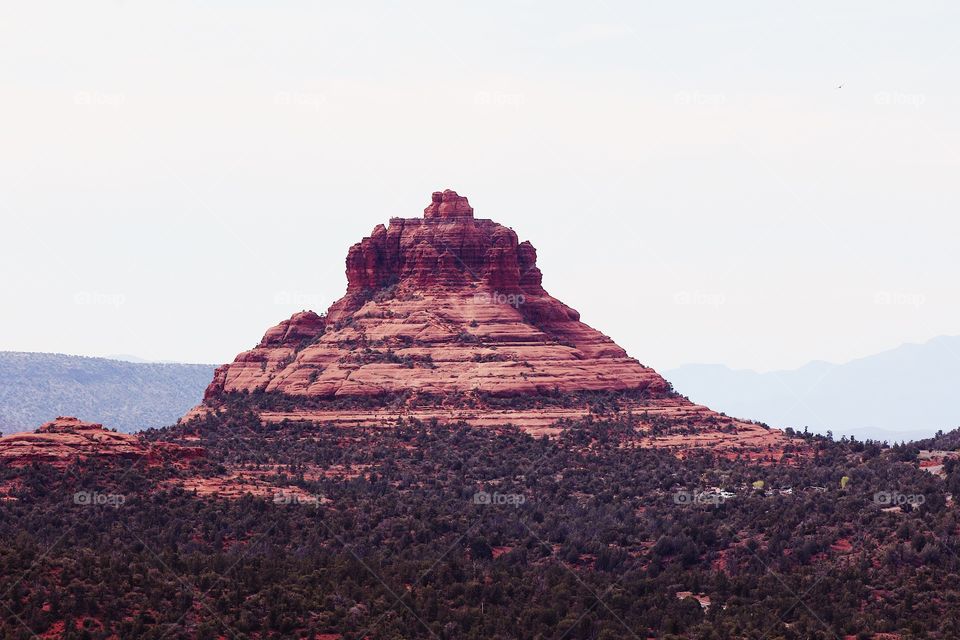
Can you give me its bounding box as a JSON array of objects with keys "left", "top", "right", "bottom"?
[
  {"left": 666, "top": 335, "right": 960, "bottom": 442},
  {"left": 0, "top": 352, "right": 215, "bottom": 434}
]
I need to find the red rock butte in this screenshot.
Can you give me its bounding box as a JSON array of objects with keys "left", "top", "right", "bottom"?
[
  {"left": 0, "top": 417, "right": 203, "bottom": 467},
  {"left": 188, "top": 189, "right": 796, "bottom": 456}
]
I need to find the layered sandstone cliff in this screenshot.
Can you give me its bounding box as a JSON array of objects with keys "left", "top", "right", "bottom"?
[
  {"left": 200, "top": 190, "right": 668, "bottom": 402},
  {"left": 0, "top": 416, "right": 203, "bottom": 467},
  {"left": 189, "top": 190, "right": 794, "bottom": 456}
]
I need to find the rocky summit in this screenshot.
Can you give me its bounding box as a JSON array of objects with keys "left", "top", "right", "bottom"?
[{"left": 189, "top": 190, "right": 791, "bottom": 455}]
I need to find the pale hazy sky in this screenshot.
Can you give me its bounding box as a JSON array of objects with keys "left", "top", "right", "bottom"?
[{"left": 2, "top": 2, "right": 959, "bottom": 371}]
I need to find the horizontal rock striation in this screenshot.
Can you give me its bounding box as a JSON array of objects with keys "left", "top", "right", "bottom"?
[
  {"left": 190, "top": 189, "right": 796, "bottom": 455},
  {"left": 201, "top": 189, "right": 668, "bottom": 403},
  {"left": 0, "top": 416, "right": 203, "bottom": 467}
]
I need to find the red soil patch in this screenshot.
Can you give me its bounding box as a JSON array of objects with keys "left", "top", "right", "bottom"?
[{"left": 831, "top": 538, "right": 854, "bottom": 553}]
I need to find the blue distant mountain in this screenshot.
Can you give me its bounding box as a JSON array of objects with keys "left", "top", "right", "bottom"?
[
  {"left": 665, "top": 336, "right": 960, "bottom": 443},
  {"left": 0, "top": 352, "right": 216, "bottom": 434}
]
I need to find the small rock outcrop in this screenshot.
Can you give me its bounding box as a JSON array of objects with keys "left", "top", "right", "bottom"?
[
  {"left": 0, "top": 417, "right": 203, "bottom": 467},
  {"left": 423, "top": 189, "right": 474, "bottom": 218}
]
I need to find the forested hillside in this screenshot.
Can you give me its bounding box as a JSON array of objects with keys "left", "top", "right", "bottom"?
[{"left": 0, "top": 352, "right": 214, "bottom": 433}]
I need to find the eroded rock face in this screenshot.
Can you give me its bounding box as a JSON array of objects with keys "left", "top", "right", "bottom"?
[
  {"left": 423, "top": 189, "right": 474, "bottom": 219},
  {"left": 190, "top": 189, "right": 796, "bottom": 455},
  {"left": 200, "top": 189, "right": 669, "bottom": 403},
  {"left": 0, "top": 417, "right": 203, "bottom": 467}
]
